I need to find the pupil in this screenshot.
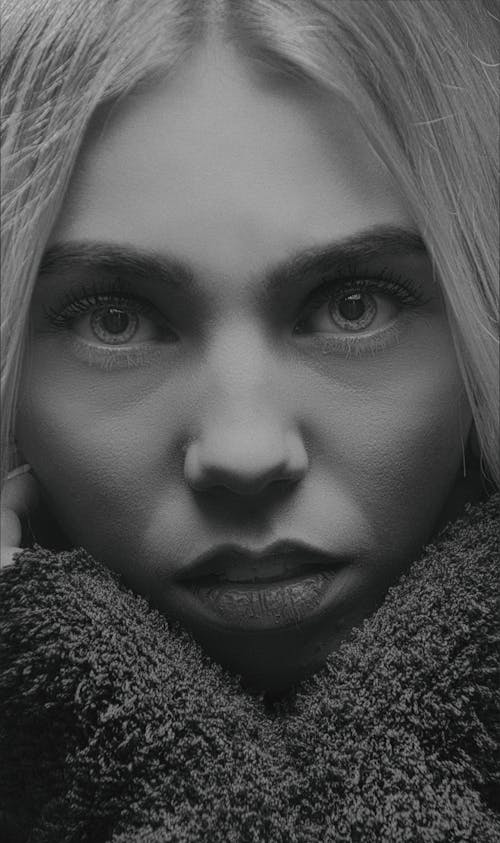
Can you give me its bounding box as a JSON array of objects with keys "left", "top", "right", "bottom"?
[
  {"left": 102, "top": 307, "right": 129, "bottom": 334},
  {"left": 338, "top": 293, "right": 365, "bottom": 321}
]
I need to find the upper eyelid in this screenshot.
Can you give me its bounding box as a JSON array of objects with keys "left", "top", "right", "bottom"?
[
  {"left": 67, "top": 292, "right": 156, "bottom": 312},
  {"left": 44, "top": 282, "right": 158, "bottom": 316},
  {"left": 51, "top": 277, "right": 143, "bottom": 308},
  {"left": 299, "top": 269, "right": 424, "bottom": 305}
]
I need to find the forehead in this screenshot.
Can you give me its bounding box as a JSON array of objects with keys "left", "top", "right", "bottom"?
[{"left": 49, "top": 44, "right": 416, "bottom": 279}]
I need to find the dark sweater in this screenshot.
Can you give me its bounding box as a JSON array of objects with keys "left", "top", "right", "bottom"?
[{"left": 1, "top": 496, "right": 498, "bottom": 843}]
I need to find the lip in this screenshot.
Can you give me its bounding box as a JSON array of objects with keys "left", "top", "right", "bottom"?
[
  {"left": 177, "top": 540, "right": 343, "bottom": 585},
  {"left": 177, "top": 541, "right": 349, "bottom": 631}
]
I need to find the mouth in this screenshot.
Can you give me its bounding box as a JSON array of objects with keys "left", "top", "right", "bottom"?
[{"left": 177, "top": 541, "right": 349, "bottom": 631}]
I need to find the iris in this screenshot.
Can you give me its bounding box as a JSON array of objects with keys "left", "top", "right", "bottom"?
[
  {"left": 332, "top": 291, "right": 377, "bottom": 331},
  {"left": 91, "top": 306, "right": 138, "bottom": 343}
]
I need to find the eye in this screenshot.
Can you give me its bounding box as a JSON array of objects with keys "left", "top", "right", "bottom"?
[
  {"left": 86, "top": 304, "right": 148, "bottom": 345},
  {"left": 297, "top": 286, "right": 399, "bottom": 336},
  {"left": 45, "top": 290, "right": 175, "bottom": 346}
]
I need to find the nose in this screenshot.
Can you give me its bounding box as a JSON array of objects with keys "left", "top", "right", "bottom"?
[
  {"left": 184, "top": 420, "right": 308, "bottom": 494},
  {"left": 183, "top": 323, "right": 308, "bottom": 495}
]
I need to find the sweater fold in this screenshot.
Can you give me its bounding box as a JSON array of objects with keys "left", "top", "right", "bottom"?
[{"left": 1, "top": 496, "right": 499, "bottom": 842}]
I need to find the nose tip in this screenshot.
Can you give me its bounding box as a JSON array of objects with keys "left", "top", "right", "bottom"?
[{"left": 184, "top": 426, "right": 308, "bottom": 495}]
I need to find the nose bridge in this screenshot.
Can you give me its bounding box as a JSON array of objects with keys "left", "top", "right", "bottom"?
[
  {"left": 207, "top": 321, "right": 272, "bottom": 408},
  {"left": 184, "top": 321, "right": 308, "bottom": 493},
  {"left": 202, "top": 320, "right": 288, "bottom": 433},
  {"left": 205, "top": 320, "right": 286, "bottom": 451}
]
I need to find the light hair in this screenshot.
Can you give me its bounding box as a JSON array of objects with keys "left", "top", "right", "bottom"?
[{"left": 1, "top": 0, "right": 499, "bottom": 486}]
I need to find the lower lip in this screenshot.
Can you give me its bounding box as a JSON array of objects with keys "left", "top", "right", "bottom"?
[{"left": 186, "top": 569, "right": 340, "bottom": 630}]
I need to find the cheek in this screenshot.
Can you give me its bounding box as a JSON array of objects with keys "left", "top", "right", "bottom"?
[
  {"left": 309, "top": 345, "right": 470, "bottom": 547},
  {"left": 15, "top": 366, "right": 181, "bottom": 568}
]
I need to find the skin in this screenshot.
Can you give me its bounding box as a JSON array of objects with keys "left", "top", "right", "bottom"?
[{"left": 16, "top": 44, "right": 472, "bottom": 693}]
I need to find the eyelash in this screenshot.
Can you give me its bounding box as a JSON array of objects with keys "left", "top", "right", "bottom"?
[
  {"left": 42, "top": 267, "right": 429, "bottom": 369},
  {"left": 299, "top": 267, "right": 425, "bottom": 316},
  {"left": 43, "top": 278, "right": 173, "bottom": 370},
  {"left": 43, "top": 277, "right": 155, "bottom": 328},
  {"left": 294, "top": 267, "right": 429, "bottom": 354}
]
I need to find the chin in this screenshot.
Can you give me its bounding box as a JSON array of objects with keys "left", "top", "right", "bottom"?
[
  {"left": 192, "top": 629, "right": 331, "bottom": 698},
  {"left": 236, "top": 667, "right": 313, "bottom": 699}
]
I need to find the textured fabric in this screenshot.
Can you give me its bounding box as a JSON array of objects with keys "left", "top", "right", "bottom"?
[{"left": 1, "top": 496, "right": 499, "bottom": 843}]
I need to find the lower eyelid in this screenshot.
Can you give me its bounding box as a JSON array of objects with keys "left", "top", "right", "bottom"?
[
  {"left": 319, "top": 325, "right": 403, "bottom": 356},
  {"left": 68, "top": 335, "right": 164, "bottom": 370},
  {"left": 295, "top": 312, "right": 414, "bottom": 356}
]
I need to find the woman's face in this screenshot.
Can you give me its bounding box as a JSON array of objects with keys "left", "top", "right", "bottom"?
[{"left": 17, "top": 46, "right": 471, "bottom": 692}]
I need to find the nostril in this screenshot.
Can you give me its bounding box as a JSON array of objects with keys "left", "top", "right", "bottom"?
[{"left": 183, "top": 429, "right": 308, "bottom": 494}]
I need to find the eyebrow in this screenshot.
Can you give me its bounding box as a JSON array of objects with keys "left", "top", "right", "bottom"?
[
  {"left": 39, "top": 241, "right": 194, "bottom": 290},
  {"left": 266, "top": 225, "right": 427, "bottom": 296},
  {"left": 39, "top": 225, "right": 427, "bottom": 293}
]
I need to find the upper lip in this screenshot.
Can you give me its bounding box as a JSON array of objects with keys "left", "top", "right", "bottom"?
[{"left": 177, "top": 540, "right": 344, "bottom": 585}]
